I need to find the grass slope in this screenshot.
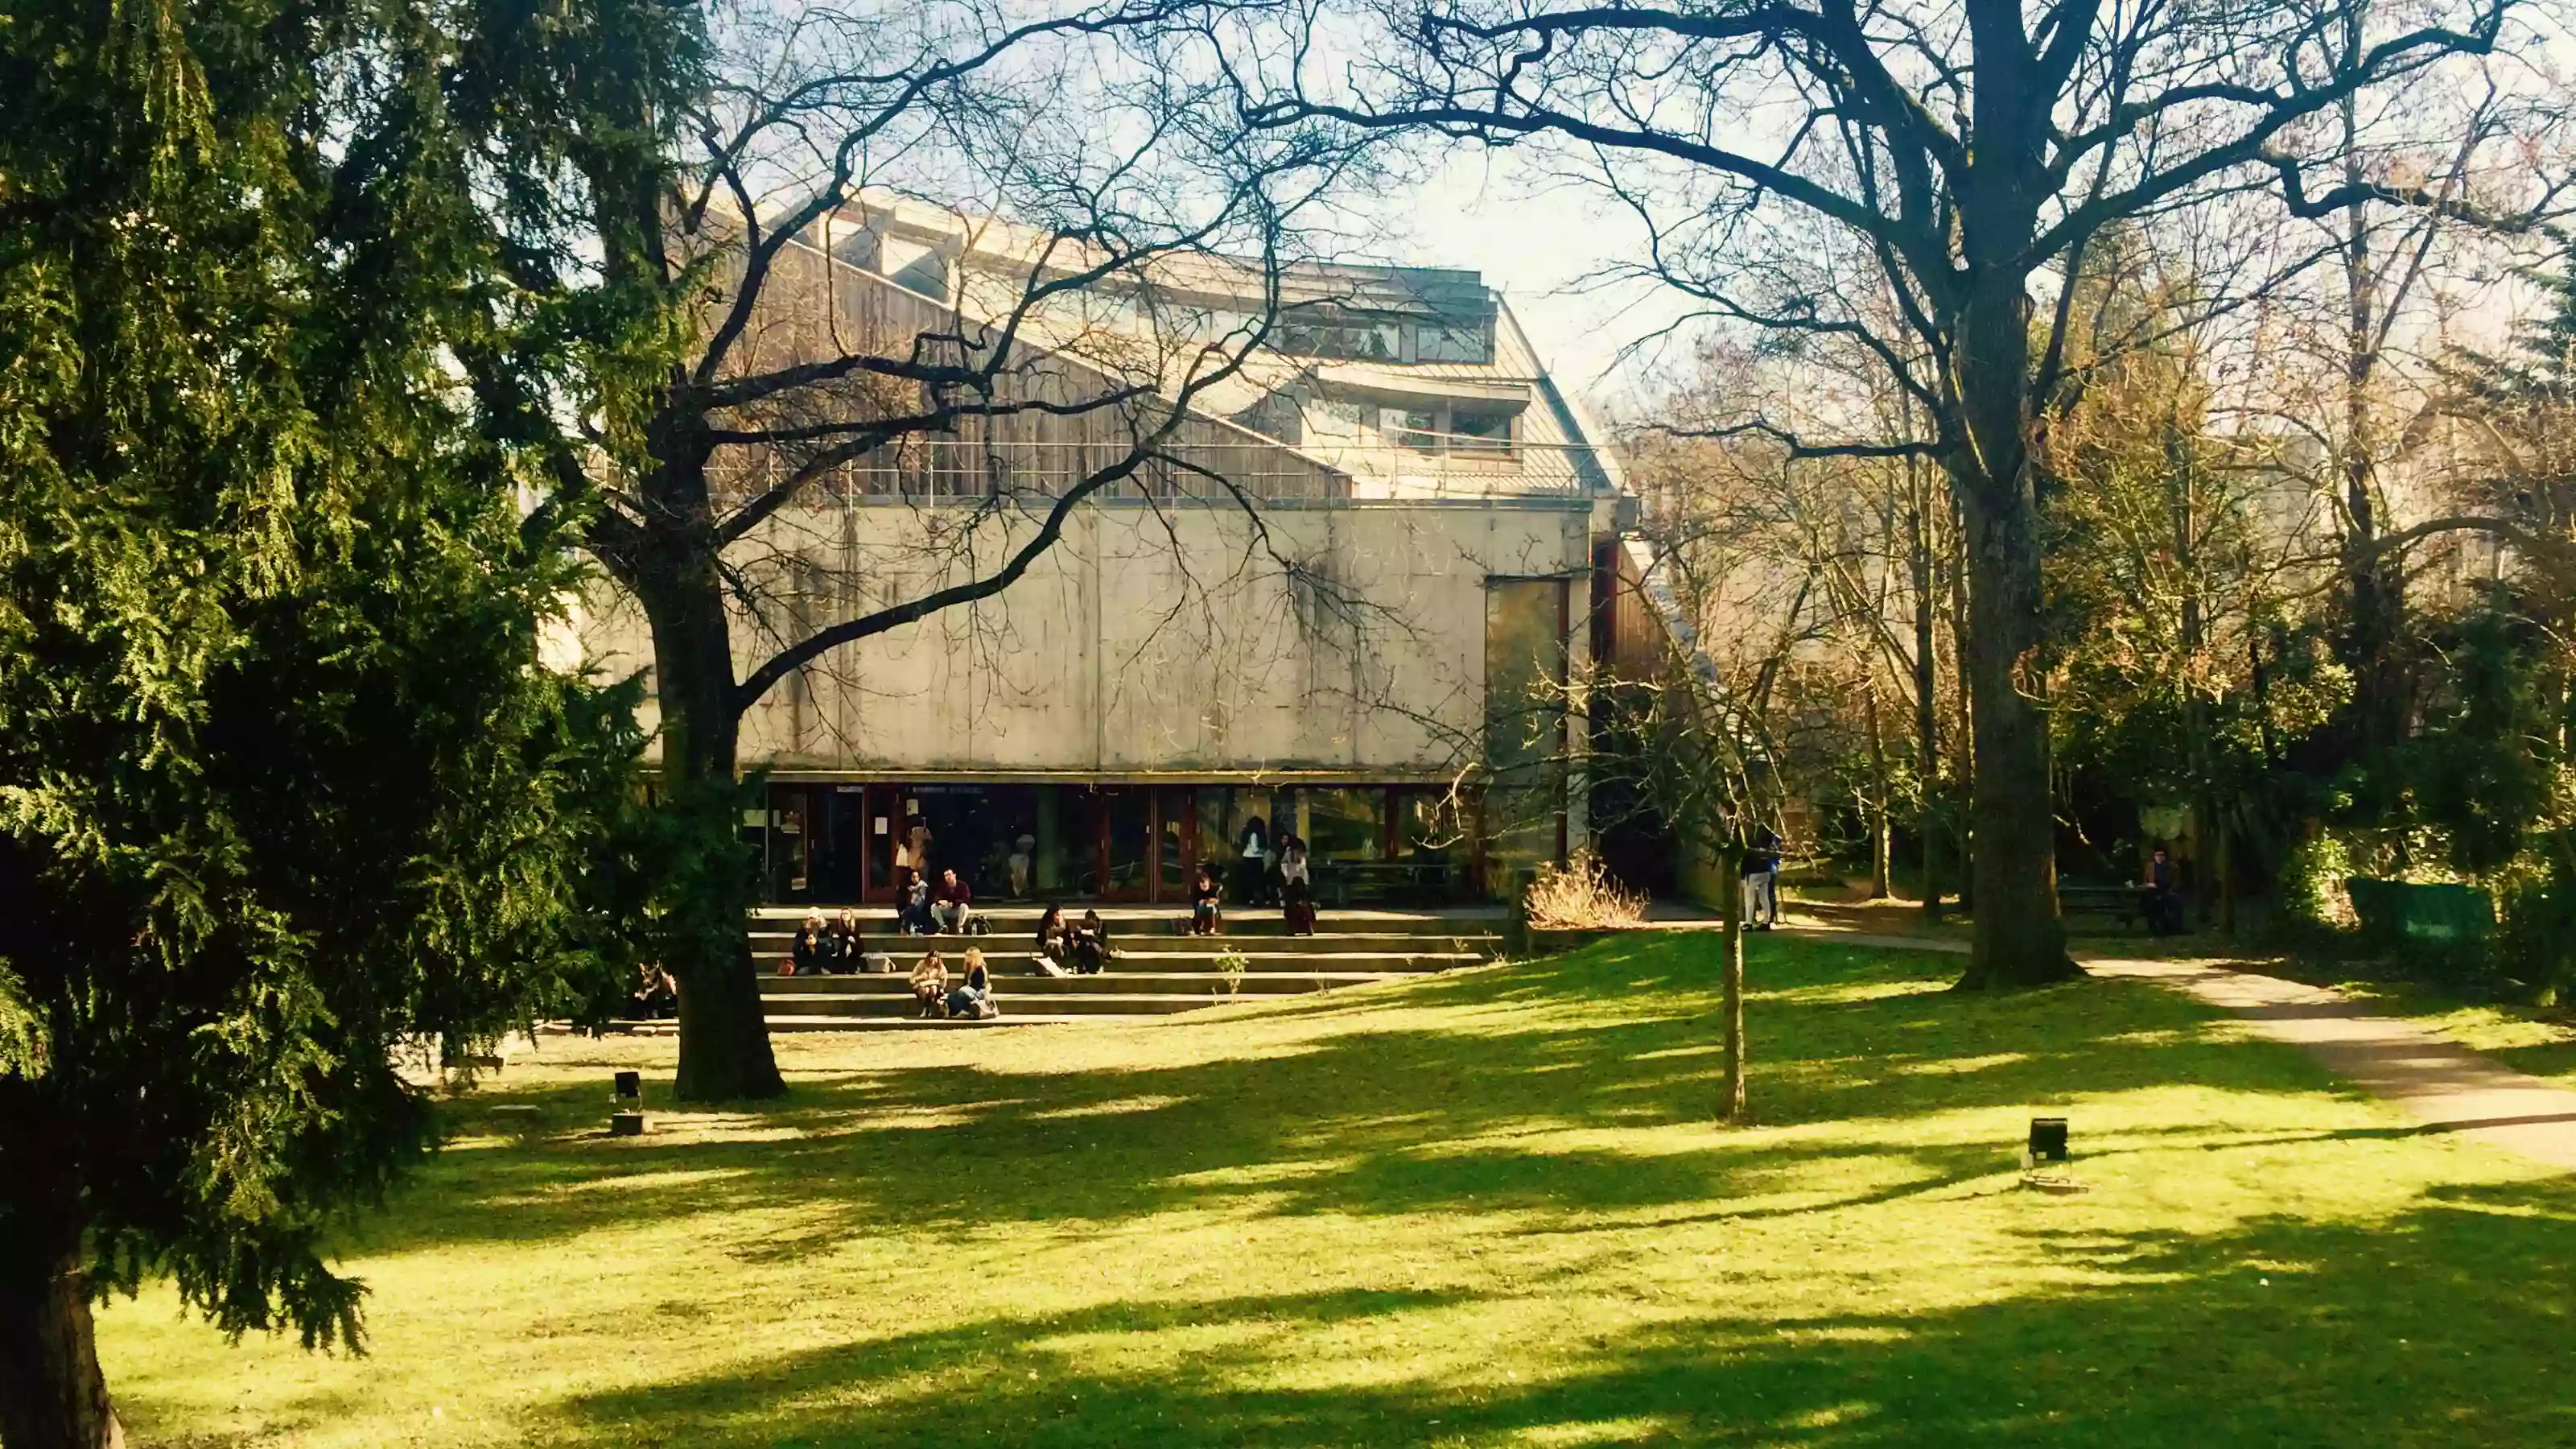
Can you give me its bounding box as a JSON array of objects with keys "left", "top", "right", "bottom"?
[{"left": 102, "top": 936, "right": 2576, "bottom": 1447}]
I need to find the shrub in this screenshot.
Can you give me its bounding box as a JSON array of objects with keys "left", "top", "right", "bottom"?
[
  {"left": 1523, "top": 850, "right": 1650, "bottom": 930},
  {"left": 2275, "top": 832, "right": 2357, "bottom": 935}
]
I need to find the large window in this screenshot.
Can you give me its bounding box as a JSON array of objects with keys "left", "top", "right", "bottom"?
[
  {"left": 1485, "top": 578, "right": 1572, "bottom": 886},
  {"left": 1273, "top": 312, "right": 1403, "bottom": 361},
  {"left": 1301, "top": 788, "right": 1387, "bottom": 864}
]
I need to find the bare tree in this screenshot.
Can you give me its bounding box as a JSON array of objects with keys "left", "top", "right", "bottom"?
[
  {"left": 474, "top": 0, "right": 1362, "bottom": 1098},
  {"left": 1230, "top": 0, "right": 2559, "bottom": 986},
  {"left": 1578, "top": 554, "right": 1803, "bottom": 1125}
]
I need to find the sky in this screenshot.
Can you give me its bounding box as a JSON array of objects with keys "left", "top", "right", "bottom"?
[{"left": 1358, "top": 150, "right": 1696, "bottom": 414}]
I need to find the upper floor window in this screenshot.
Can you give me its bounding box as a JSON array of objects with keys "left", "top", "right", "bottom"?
[
  {"left": 1394, "top": 408, "right": 1439, "bottom": 452},
  {"left": 1273, "top": 313, "right": 1403, "bottom": 361},
  {"left": 1450, "top": 410, "right": 1516, "bottom": 456},
  {"left": 1415, "top": 320, "right": 1493, "bottom": 363}
]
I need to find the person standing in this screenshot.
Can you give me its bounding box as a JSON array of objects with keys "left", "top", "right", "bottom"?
[
  {"left": 1234, "top": 815, "right": 1270, "bottom": 907},
  {"left": 901, "top": 811, "right": 934, "bottom": 886},
  {"left": 1008, "top": 831, "right": 1037, "bottom": 898},
  {"left": 1740, "top": 828, "right": 1782, "bottom": 931},
  {"left": 2140, "top": 846, "right": 2184, "bottom": 935}
]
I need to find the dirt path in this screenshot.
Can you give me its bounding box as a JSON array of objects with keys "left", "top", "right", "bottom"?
[{"left": 1776, "top": 920, "right": 2576, "bottom": 1172}]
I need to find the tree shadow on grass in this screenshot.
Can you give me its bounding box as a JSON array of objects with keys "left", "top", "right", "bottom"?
[
  {"left": 350, "top": 936, "right": 2366, "bottom": 1262},
  {"left": 540, "top": 1178, "right": 2576, "bottom": 1447}
]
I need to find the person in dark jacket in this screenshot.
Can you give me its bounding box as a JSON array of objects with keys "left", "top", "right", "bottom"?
[
  {"left": 625, "top": 964, "right": 678, "bottom": 1020},
  {"left": 932, "top": 869, "right": 975, "bottom": 935},
  {"left": 1071, "top": 909, "right": 1112, "bottom": 974},
  {"left": 1189, "top": 863, "right": 1225, "bottom": 935},
  {"left": 789, "top": 913, "right": 832, "bottom": 974},
  {"left": 1034, "top": 905, "right": 1072, "bottom": 972},
  {"left": 1739, "top": 829, "right": 1781, "bottom": 931},
  {"left": 2140, "top": 846, "right": 2186, "bottom": 935},
  {"left": 1233, "top": 816, "right": 1271, "bottom": 907}
]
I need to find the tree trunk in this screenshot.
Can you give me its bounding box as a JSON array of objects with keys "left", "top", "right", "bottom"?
[
  {"left": 1866, "top": 687, "right": 1892, "bottom": 899},
  {"left": 1718, "top": 843, "right": 1748, "bottom": 1125},
  {"left": 1911, "top": 469, "right": 1943, "bottom": 920},
  {"left": 636, "top": 514, "right": 787, "bottom": 1104},
  {"left": 1946, "top": 269, "right": 2075, "bottom": 989},
  {"left": 0, "top": 1197, "right": 122, "bottom": 1449},
  {"left": 1947, "top": 492, "right": 1976, "bottom": 914}
]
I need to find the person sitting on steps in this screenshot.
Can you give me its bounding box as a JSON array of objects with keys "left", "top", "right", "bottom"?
[
  {"left": 897, "top": 870, "right": 936, "bottom": 935},
  {"left": 1032, "top": 905, "right": 1072, "bottom": 976},
  {"left": 789, "top": 912, "right": 831, "bottom": 976},
  {"left": 1189, "top": 863, "right": 1224, "bottom": 935},
  {"left": 1279, "top": 836, "right": 1315, "bottom": 936},
  {"left": 909, "top": 950, "right": 947, "bottom": 1018},
  {"left": 827, "top": 909, "right": 870, "bottom": 974},
  {"left": 932, "top": 868, "right": 976, "bottom": 935},
  {"left": 625, "top": 964, "right": 678, "bottom": 1021},
  {"left": 946, "top": 951, "right": 997, "bottom": 1020},
  {"left": 1071, "top": 909, "right": 1112, "bottom": 974}
]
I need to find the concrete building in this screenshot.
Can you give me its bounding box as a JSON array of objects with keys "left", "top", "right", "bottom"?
[{"left": 578, "top": 203, "right": 1651, "bottom": 908}]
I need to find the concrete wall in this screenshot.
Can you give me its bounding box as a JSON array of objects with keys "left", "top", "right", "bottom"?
[{"left": 577, "top": 497, "right": 1603, "bottom": 778}]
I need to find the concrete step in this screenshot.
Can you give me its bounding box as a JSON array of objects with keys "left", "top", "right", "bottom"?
[
  {"left": 748, "top": 906, "right": 1504, "bottom": 939},
  {"left": 751, "top": 927, "right": 1501, "bottom": 947},
  {"left": 760, "top": 950, "right": 1484, "bottom": 976},
  {"left": 765, "top": 993, "right": 1233, "bottom": 1018},
  {"left": 747, "top": 928, "right": 1504, "bottom": 964},
  {"left": 761, "top": 971, "right": 1405, "bottom": 997},
  {"left": 1105, "top": 943, "right": 1491, "bottom": 963}
]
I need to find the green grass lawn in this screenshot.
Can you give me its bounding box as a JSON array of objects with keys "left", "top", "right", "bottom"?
[{"left": 101, "top": 936, "right": 2576, "bottom": 1447}]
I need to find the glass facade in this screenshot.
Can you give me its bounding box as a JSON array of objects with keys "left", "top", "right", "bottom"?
[
  {"left": 755, "top": 779, "right": 1498, "bottom": 906},
  {"left": 1485, "top": 577, "right": 1572, "bottom": 890}
]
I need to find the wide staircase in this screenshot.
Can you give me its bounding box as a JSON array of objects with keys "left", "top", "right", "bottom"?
[{"left": 748, "top": 906, "right": 1506, "bottom": 1030}]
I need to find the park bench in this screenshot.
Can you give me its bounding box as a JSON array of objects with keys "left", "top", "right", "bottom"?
[{"left": 2058, "top": 882, "right": 2142, "bottom": 932}]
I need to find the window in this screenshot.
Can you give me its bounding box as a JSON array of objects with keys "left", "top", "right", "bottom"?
[
  {"left": 1414, "top": 320, "right": 1493, "bottom": 363},
  {"left": 1485, "top": 578, "right": 1572, "bottom": 882},
  {"left": 1234, "top": 392, "right": 1304, "bottom": 445},
  {"left": 1451, "top": 410, "right": 1516, "bottom": 456},
  {"left": 1390, "top": 408, "right": 1439, "bottom": 452},
  {"left": 1272, "top": 312, "right": 1402, "bottom": 361},
  {"left": 1302, "top": 788, "right": 1387, "bottom": 864}
]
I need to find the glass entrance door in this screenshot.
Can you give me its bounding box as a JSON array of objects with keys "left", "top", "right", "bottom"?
[
  {"left": 859, "top": 784, "right": 901, "bottom": 902},
  {"left": 1100, "top": 787, "right": 1151, "bottom": 900},
  {"left": 1155, "top": 787, "right": 1196, "bottom": 903}
]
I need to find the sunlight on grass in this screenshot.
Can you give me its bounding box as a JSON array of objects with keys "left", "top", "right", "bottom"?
[{"left": 99, "top": 935, "right": 2576, "bottom": 1447}]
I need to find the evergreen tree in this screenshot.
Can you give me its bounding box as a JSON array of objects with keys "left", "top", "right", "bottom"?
[{"left": 0, "top": 0, "right": 641, "bottom": 1441}]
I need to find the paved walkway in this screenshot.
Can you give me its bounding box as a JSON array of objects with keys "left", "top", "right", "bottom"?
[{"left": 1778, "top": 921, "right": 2576, "bottom": 1172}]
